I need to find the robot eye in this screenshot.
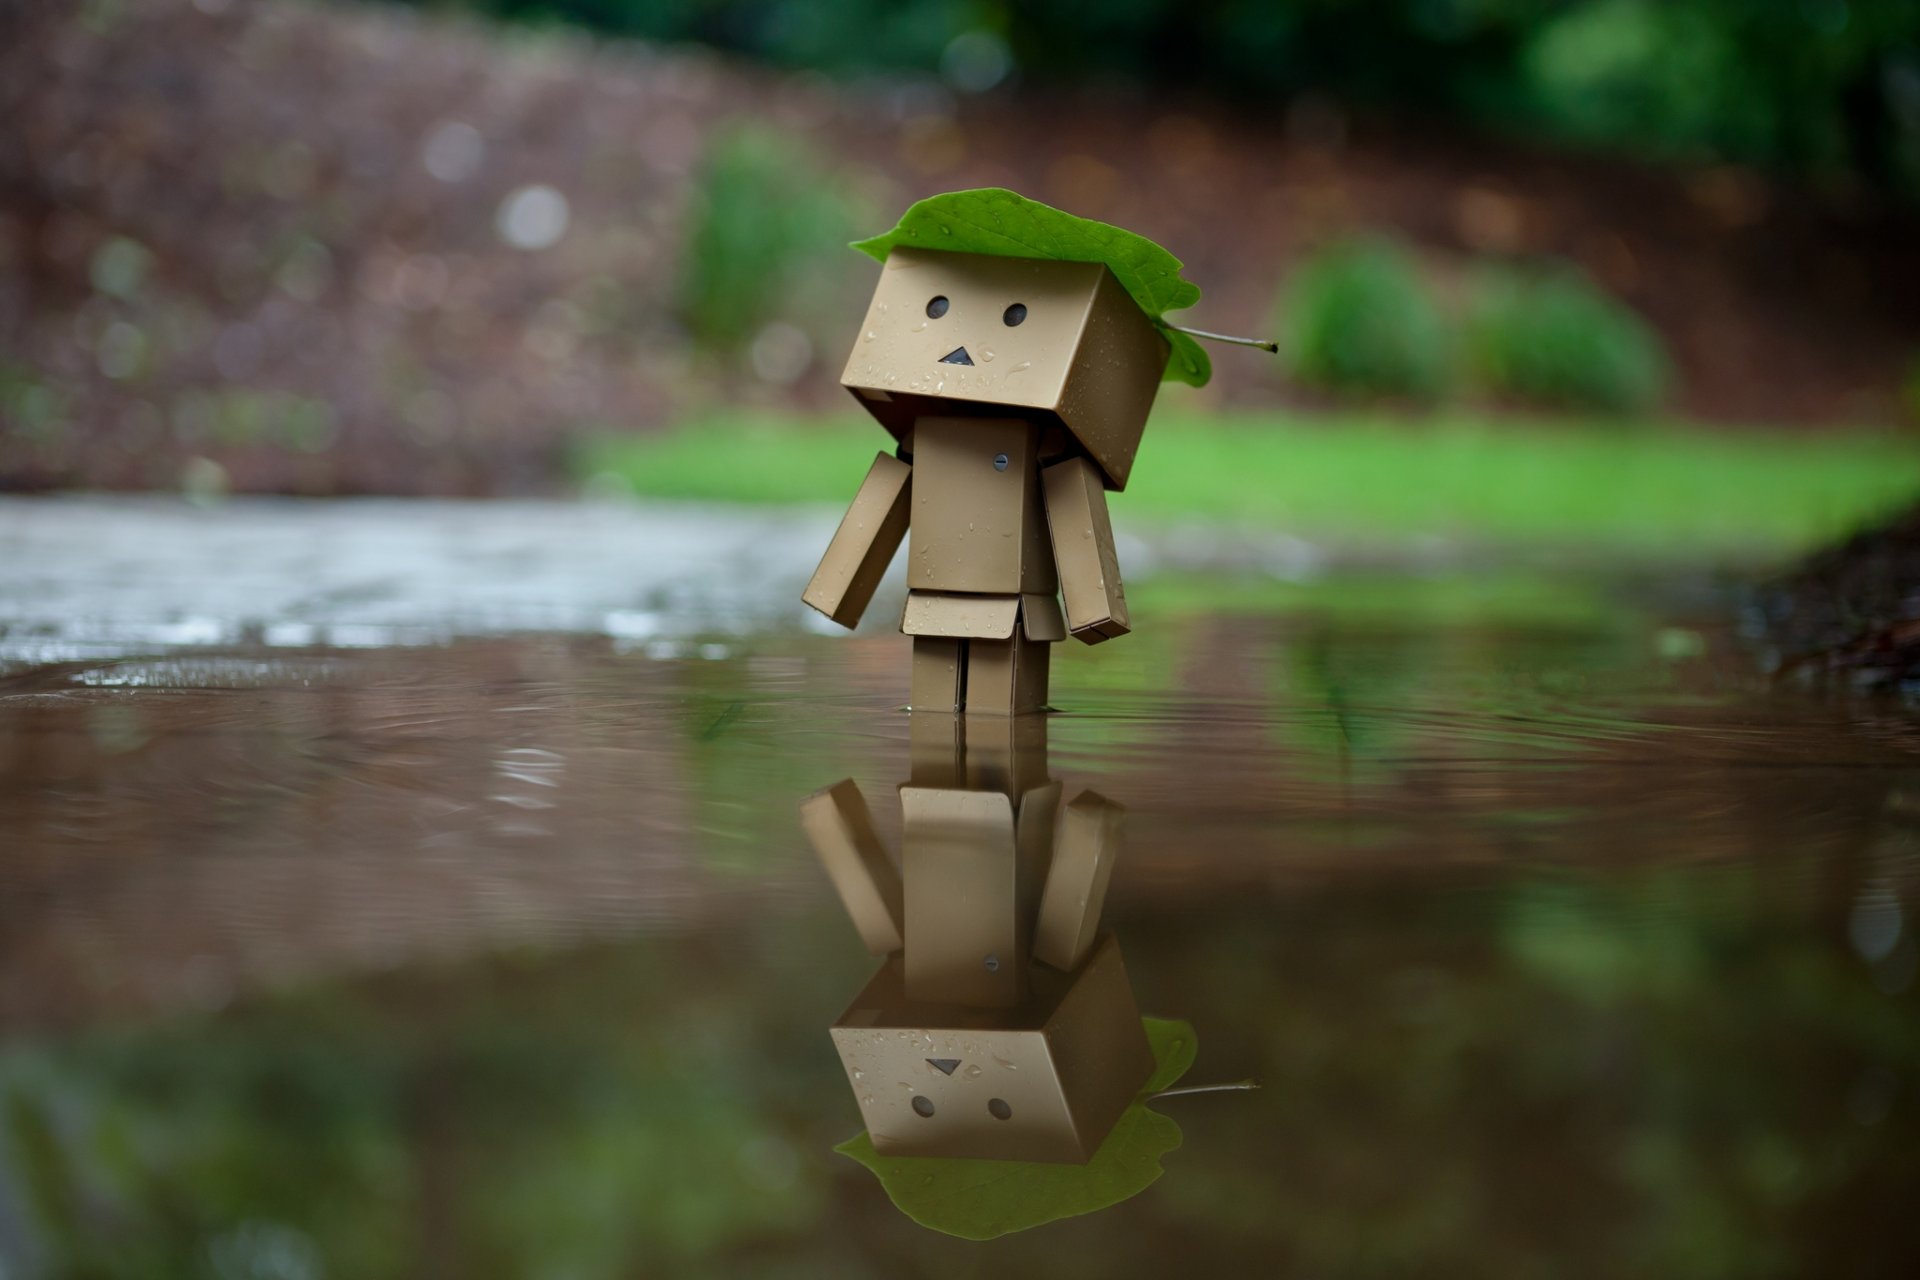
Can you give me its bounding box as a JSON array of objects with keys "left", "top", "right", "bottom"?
[
  {"left": 988, "top": 1098, "right": 1012, "bottom": 1120},
  {"left": 926, "top": 296, "right": 950, "bottom": 319},
  {"left": 911, "top": 1096, "right": 936, "bottom": 1117},
  {"left": 1003, "top": 303, "right": 1027, "bottom": 327}
]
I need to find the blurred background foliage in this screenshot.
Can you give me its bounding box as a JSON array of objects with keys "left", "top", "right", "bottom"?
[
  {"left": 1279, "top": 237, "right": 1452, "bottom": 403},
  {"left": 1277, "top": 233, "right": 1674, "bottom": 412},
  {"left": 673, "top": 124, "right": 866, "bottom": 361},
  {"left": 408, "top": 0, "right": 1920, "bottom": 197},
  {"left": 5, "top": 0, "right": 1917, "bottom": 498},
  {"left": 1464, "top": 261, "right": 1669, "bottom": 412}
]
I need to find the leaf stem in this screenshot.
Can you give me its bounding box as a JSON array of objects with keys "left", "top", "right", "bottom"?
[
  {"left": 1148, "top": 1079, "right": 1262, "bottom": 1100},
  {"left": 1166, "top": 325, "right": 1280, "bottom": 353}
]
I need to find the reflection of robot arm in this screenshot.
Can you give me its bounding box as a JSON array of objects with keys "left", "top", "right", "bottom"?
[
  {"left": 806, "top": 775, "right": 1124, "bottom": 975},
  {"left": 800, "top": 780, "right": 902, "bottom": 955},
  {"left": 802, "top": 452, "right": 911, "bottom": 630},
  {"left": 1034, "top": 791, "right": 1123, "bottom": 972},
  {"left": 1042, "top": 457, "right": 1129, "bottom": 644}
]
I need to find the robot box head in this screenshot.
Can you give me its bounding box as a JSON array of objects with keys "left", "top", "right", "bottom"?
[
  {"left": 829, "top": 934, "right": 1153, "bottom": 1163},
  {"left": 841, "top": 248, "right": 1170, "bottom": 492}
]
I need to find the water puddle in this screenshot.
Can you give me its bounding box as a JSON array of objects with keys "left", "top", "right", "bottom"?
[{"left": 1, "top": 574, "right": 1915, "bottom": 1272}]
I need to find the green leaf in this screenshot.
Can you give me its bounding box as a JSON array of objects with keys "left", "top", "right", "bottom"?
[
  {"left": 833, "top": 1017, "right": 1197, "bottom": 1240},
  {"left": 851, "top": 189, "right": 1208, "bottom": 386},
  {"left": 1162, "top": 328, "right": 1212, "bottom": 389}
]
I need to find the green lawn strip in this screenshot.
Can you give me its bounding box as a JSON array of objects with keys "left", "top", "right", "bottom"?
[
  {"left": 1124, "top": 570, "right": 1632, "bottom": 632},
  {"left": 576, "top": 411, "right": 1920, "bottom": 556}
]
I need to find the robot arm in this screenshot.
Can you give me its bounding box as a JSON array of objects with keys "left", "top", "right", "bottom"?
[
  {"left": 802, "top": 451, "right": 911, "bottom": 630},
  {"left": 1041, "top": 456, "right": 1130, "bottom": 644}
]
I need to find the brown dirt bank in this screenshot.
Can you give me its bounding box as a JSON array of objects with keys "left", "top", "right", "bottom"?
[
  {"left": 4, "top": 0, "right": 1918, "bottom": 495},
  {"left": 1764, "top": 502, "right": 1920, "bottom": 695}
]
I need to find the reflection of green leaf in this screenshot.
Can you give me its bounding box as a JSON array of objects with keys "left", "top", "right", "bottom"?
[
  {"left": 851, "top": 188, "right": 1209, "bottom": 386},
  {"left": 1139, "top": 1015, "right": 1199, "bottom": 1093},
  {"left": 834, "top": 1017, "right": 1196, "bottom": 1240}
]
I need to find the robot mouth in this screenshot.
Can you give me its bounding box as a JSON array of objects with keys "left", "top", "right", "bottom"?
[
  {"left": 926, "top": 1057, "right": 961, "bottom": 1075},
  {"left": 937, "top": 347, "right": 974, "bottom": 366}
]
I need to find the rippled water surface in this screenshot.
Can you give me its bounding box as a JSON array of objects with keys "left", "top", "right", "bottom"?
[{"left": 2, "top": 572, "right": 1917, "bottom": 1276}]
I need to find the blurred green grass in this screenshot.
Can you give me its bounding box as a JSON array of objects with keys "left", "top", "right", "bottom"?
[{"left": 579, "top": 412, "right": 1920, "bottom": 558}]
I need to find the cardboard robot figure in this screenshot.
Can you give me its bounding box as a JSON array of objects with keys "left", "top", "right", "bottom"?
[
  {"left": 802, "top": 188, "right": 1261, "bottom": 714},
  {"left": 801, "top": 714, "right": 1147, "bottom": 1162}
]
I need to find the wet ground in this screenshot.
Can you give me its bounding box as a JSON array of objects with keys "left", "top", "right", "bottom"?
[{"left": 2, "top": 499, "right": 1918, "bottom": 1277}]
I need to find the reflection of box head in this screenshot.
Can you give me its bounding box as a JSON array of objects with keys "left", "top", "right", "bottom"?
[
  {"left": 829, "top": 934, "right": 1153, "bottom": 1163},
  {"left": 841, "top": 248, "right": 1169, "bottom": 492}
]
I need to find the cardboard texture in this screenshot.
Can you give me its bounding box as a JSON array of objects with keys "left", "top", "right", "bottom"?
[
  {"left": 814, "top": 714, "right": 1154, "bottom": 1162},
  {"left": 802, "top": 451, "right": 911, "bottom": 628},
  {"left": 1043, "top": 455, "right": 1130, "bottom": 643},
  {"left": 1053, "top": 267, "right": 1172, "bottom": 492},
  {"left": 907, "top": 417, "right": 1048, "bottom": 595},
  {"left": 1034, "top": 790, "right": 1123, "bottom": 973},
  {"left": 910, "top": 636, "right": 964, "bottom": 712},
  {"left": 966, "top": 635, "right": 1051, "bottom": 715},
  {"left": 829, "top": 936, "right": 1151, "bottom": 1162},
  {"left": 1014, "top": 779, "right": 1065, "bottom": 940},
  {"left": 901, "top": 786, "right": 1023, "bottom": 1007},
  {"left": 801, "top": 780, "right": 904, "bottom": 956},
  {"left": 908, "top": 631, "right": 1052, "bottom": 715},
  {"left": 1030, "top": 935, "right": 1155, "bottom": 1159},
  {"left": 842, "top": 249, "right": 1166, "bottom": 492},
  {"left": 817, "top": 237, "right": 1183, "bottom": 710},
  {"left": 1020, "top": 593, "right": 1068, "bottom": 642},
  {"left": 907, "top": 709, "right": 967, "bottom": 786},
  {"left": 956, "top": 710, "right": 1051, "bottom": 795},
  {"left": 902, "top": 591, "right": 1020, "bottom": 639},
  {"left": 1018, "top": 638, "right": 1052, "bottom": 711}
]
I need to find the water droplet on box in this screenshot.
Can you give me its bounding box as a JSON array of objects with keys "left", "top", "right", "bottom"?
[
  {"left": 980, "top": 348, "right": 996, "bottom": 363},
  {"left": 864, "top": 330, "right": 876, "bottom": 342}
]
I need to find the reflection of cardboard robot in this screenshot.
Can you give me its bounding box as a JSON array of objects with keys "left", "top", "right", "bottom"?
[
  {"left": 801, "top": 715, "right": 1152, "bottom": 1162},
  {"left": 802, "top": 246, "right": 1159, "bottom": 714}
]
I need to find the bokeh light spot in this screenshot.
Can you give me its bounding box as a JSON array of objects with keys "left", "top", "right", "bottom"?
[
  {"left": 750, "top": 322, "right": 812, "bottom": 385},
  {"left": 421, "top": 120, "right": 485, "bottom": 183},
  {"left": 496, "top": 184, "right": 570, "bottom": 251},
  {"left": 941, "top": 31, "right": 1013, "bottom": 94}
]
